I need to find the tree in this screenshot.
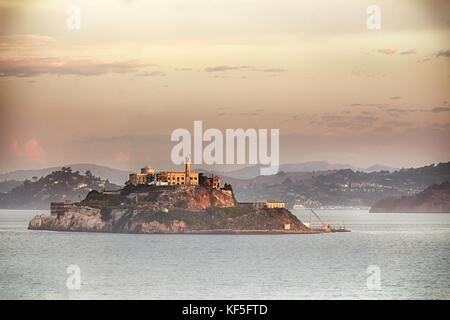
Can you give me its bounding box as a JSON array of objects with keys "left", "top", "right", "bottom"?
[{"left": 85, "top": 170, "right": 92, "bottom": 178}]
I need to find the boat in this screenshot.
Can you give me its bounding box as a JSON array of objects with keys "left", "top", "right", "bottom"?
[
  {"left": 330, "top": 224, "right": 351, "bottom": 232},
  {"left": 309, "top": 209, "right": 351, "bottom": 233}
]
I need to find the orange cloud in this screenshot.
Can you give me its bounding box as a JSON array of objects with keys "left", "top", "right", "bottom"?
[
  {"left": 11, "top": 139, "right": 46, "bottom": 161},
  {"left": 0, "top": 34, "right": 56, "bottom": 52},
  {"left": 114, "top": 151, "right": 131, "bottom": 163},
  {"left": 0, "top": 56, "right": 149, "bottom": 77},
  {"left": 378, "top": 48, "right": 397, "bottom": 55}
]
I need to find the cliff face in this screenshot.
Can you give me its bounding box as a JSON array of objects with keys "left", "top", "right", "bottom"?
[
  {"left": 80, "top": 185, "right": 238, "bottom": 210},
  {"left": 154, "top": 186, "right": 238, "bottom": 209},
  {"left": 370, "top": 182, "right": 450, "bottom": 213},
  {"left": 28, "top": 207, "right": 112, "bottom": 232},
  {"left": 28, "top": 206, "right": 311, "bottom": 234}
]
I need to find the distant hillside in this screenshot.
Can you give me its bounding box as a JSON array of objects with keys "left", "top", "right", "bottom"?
[
  {"left": 0, "top": 180, "right": 23, "bottom": 193},
  {"left": 0, "top": 163, "right": 131, "bottom": 186},
  {"left": 364, "top": 164, "right": 398, "bottom": 173},
  {"left": 219, "top": 162, "right": 450, "bottom": 209},
  {"left": 202, "top": 161, "right": 355, "bottom": 179},
  {"left": 370, "top": 182, "right": 450, "bottom": 213},
  {"left": 0, "top": 167, "right": 121, "bottom": 209},
  {"left": 200, "top": 161, "right": 396, "bottom": 179}
]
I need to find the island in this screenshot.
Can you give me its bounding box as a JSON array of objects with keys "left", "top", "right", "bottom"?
[
  {"left": 370, "top": 181, "right": 450, "bottom": 213},
  {"left": 28, "top": 160, "right": 336, "bottom": 234}
]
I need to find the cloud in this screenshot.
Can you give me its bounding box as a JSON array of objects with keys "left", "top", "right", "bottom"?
[
  {"left": 399, "top": 49, "right": 417, "bottom": 55},
  {"left": 114, "top": 151, "right": 131, "bottom": 163},
  {"left": 350, "top": 103, "right": 388, "bottom": 109},
  {"left": 318, "top": 113, "right": 377, "bottom": 129},
  {"left": 353, "top": 115, "right": 377, "bottom": 124},
  {"left": 79, "top": 134, "right": 167, "bottom": 145},
  {"left": 321, "top": 114, "right": 343, "bottom": 122},
  {"left": 174, "top": 67, "right": 193, "bottom": 71},
  {"left": 0, "top": 34, "right": 56, "bottom": 52},
  {"left": 378, "top": 48, "right": 397, "bottom": 55},
  {"left": 431, "top": 107, "right": 450, "bottom": 113},
  {"left": 11, "top": 139, "right": 46, "bottom": 160},
  {"left": 0, "top": 56, "right": 149, "bottom": 77},
  {"left": 204, "top": 65, "right": 286, "bottom": 73},
  {"left": 383, "top": 120, "right": 412, "bottom": 127},
  {"left": 258, "top": 68, "right": 287, "bottom": 73},
  {"left": 385, "top": 108, "right": 413, "bottom": 113},
  {"left": 135, "top": 71, "right": 166, "bottom": 77},
  {"left": 417, "top": 50, "right": 450, "bottom": 63},
  {"left": 205, "top": 65, "right": 251, "bottom": 72},
  {"left": 434, "top": 50, "right": 450, "bottom": 58},
  {"left": 389, "top": 96, "right": 402, "bottom": 100}
]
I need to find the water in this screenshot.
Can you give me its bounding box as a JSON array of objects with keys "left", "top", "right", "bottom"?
[{"left": 0, "top": 209, "right": 449, "bottom": 299}]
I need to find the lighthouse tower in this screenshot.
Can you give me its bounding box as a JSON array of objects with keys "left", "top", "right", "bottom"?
[{"left": 185, "top": 154, "right": 191, "bottom": 185}]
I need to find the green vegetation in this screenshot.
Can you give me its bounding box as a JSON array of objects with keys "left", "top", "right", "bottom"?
[
  {"left": 100, "top": 207, "right": 112, "bottom": 221},
  {"left": 132, "top": 205, "right": 302, "bottom": 231},
  {"left": 87, "top": 202, "right": 136, "bottom": 210},
  {"left": 207, "top": 206, "right": 251, "bottom": 217}
]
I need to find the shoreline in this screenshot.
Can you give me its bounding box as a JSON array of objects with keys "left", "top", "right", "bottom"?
[{"left": 27, "top": 226, "right": 325, "bottom": 235}]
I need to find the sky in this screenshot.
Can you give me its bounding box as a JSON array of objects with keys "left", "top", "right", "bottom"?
[{"left": 0, "top": 0, "right": 449, "bottom": 173}]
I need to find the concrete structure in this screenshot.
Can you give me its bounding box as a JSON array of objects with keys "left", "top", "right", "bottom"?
[
  {"left": 198, "top": 173, "right": 221, "bottom": 189},
  {"left": 129, "top": 167, "right": 156, "bottom": 186},
  {"left": 239, "top": 202, "right": 266, "bottom": 209},
  {"left": 239, "top": 201, "right": 286, "bottom": 209},
  {"left": 265, "top": 201, "right": 285, "bottom": 209},
  {"left": 129, "top": 173, "right": 149, "bottom": 186},
  {"left": 128, "top": 156, "right": 224, "bottom": 188},
  {"left": 157, "top": 170, "right": 199, "bottom": 186},
  {"left": 103, "top": 190, "right": 121, "bottom": 195},
  {"left": 50, "top": 200, "right": 74, "bottom": 216}
]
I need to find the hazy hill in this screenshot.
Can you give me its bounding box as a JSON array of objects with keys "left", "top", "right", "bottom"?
[
  {"left": 0, "top": 167, "right": 121, "bottom": 209},
  {"left": 220, "top": 162, "right": 450, "bottom": 208},
  {"left": 370, "top": 181, "right": 450, "bottom": 213},
  {"left": 199, "top": 161, "right": 396, "bottom": 179},
  {"left": 364, "top": 164, "right": 398, "bottom": 173},
  {"left": 0, "top": 180, "right": 24, "bottom": 193},
  {"left": 0, "top": 163, "right": 131, "bottom": 186}
]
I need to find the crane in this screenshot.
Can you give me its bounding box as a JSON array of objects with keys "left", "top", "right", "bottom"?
[{"left": 310, "top": 209, "right": 328, "bottom": 230}]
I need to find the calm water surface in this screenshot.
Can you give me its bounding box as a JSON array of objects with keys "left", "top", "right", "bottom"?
[{"left": 0, "top": 209, "right": 449, "bottom": 299}]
